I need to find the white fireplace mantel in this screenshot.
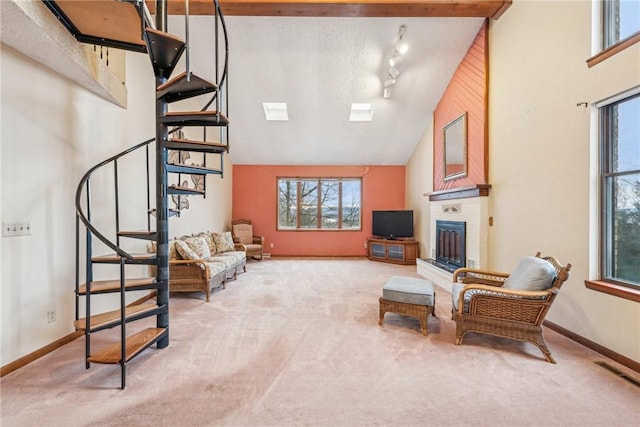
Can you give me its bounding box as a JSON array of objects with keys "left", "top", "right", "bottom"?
[{"left": 418, "top": 185, "right": 491, "bottom": 292}]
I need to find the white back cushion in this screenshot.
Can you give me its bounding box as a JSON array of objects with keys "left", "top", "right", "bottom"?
[{"left": 503, "top": 256, "right": 556, "bottom": 291}]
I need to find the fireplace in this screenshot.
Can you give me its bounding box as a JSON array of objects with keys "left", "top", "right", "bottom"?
[{"left": 435, "top": 220, "right": 466, "bottom": 270}]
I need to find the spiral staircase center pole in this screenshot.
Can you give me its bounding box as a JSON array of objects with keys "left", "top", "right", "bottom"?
[{"left": 155, "top": 0, "right": 170, "bottom": 349}]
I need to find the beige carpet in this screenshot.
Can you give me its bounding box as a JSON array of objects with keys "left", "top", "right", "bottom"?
[{"left": 2, "top": 258, "right": 639, "bottom": 426}]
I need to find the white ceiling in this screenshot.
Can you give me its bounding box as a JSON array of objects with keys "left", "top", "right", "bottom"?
[
  {"left": 181, "top": 16, "right": 484, "bottom": 165},
  {"left": 1, "top": 1, "right": 484, "bottom": 167}
]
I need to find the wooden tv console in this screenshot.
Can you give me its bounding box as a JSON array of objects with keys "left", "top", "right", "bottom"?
[{"left": 367, "top": 238, "right": 419, "bottom": 265}]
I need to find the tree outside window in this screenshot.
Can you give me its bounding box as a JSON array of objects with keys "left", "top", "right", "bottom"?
[
  {"left": 601, "top": 93, "right": 640, "bottom": 287},
  {"left": 277, "top": 178, "right": 361, "bottom": 230}
]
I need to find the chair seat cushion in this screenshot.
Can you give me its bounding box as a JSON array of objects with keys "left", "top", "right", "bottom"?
[
  {"left": 206, "top": 261, "right": 227, "bottom": 279},
  {"left": 382, "top": 276, "right": 435, "bottom": 306},
  {"left": 207, "top": 254, "right": 237, "bottom": 270},
  {"left": 503, "top": 256, "right": 556, "bottom": 291}
]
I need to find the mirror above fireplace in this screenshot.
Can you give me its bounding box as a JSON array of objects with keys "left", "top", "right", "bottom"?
[{"left": 443, "top": 112, "right": 468, "bottom": 181}]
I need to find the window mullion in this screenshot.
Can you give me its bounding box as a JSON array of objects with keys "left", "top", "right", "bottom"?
[
  {"left": 296, "top": 180, "right": 301, "bottom": 229},
  {"left": 338, "top": 182, "right": 343, "bottom": 229},
  {"left": 317, "top": 179, "right": 322, "bottom": 229}
]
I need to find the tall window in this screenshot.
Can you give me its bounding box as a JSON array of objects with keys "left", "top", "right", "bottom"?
[
  {"left": 602, "top": 0, "right": 640, "bottom": 49},
  {"left": 277, "top": 178, "right": 362, "bottom": 230},
  {"left": 600, "top": 92, "right": 640, "bottom": 287}
]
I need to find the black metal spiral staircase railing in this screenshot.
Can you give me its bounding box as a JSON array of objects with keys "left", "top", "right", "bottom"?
[{"left": 67, "top": 0, "right": 229, "bottom": 389}]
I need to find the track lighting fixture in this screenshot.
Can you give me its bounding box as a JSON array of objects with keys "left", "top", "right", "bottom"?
[{"left": 383, "top": 24, "right": 408, "bottom": 99}]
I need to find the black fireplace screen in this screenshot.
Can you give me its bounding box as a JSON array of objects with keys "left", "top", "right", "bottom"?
[{"left": 435, "top": 220, "right": 466, "bottom": 269}]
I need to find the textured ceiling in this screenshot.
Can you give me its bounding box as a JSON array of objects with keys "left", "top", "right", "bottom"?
[
  {"left": 180, "top": 16, "right": 485, "bottom": 165},
  {"left": 1, "top": 0, "right": 485, "bottom": 167}
]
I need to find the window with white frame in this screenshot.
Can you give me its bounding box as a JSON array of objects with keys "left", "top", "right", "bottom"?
[
  {"left": 277, "top": 178, "right": 362, "bottom": 230},
  {"left": 599, "top": 90, "right": 640, "bottom": 287},
  {"left": 601, "top": 0, "right": 640, "bottom": 49}
]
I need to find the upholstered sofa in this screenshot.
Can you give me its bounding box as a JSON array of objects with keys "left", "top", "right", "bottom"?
[{"left": 151, "top": 231, "right": 247, "bottom": 302}]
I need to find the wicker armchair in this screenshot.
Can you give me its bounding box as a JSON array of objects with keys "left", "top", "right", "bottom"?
[
  {"left": 452, "top": 252, "right": 571, "bottom": 363},
  {"left": 231, "top": 219, "right": 264, "bottom": 260}
]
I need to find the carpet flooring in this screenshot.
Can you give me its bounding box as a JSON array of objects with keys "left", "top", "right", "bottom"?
[{"left": 1, "top": 257, "right": 639, "bottom": 426}]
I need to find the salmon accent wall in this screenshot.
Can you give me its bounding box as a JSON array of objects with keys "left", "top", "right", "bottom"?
[
  {"left": 433, "top": 20, "right": 488, "bottom": 191},
  {"left": 232, "top": 165, "right": 406, "bottom": 256}
]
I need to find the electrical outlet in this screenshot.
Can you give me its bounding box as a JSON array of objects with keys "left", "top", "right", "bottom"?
[
  {"left": 270, "top": 243, "right": 274, "bottom": 248},
  {"left": 2, "top": 221, "right": 32, "bottom": 237},
  {"left": 47, "top": 310, "right": 56, "bottom": 324},
  {"left": 364, "top": 241, "right": 368, "bottom": 248}
]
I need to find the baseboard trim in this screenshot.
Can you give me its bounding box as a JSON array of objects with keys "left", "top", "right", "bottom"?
[
  {"left": 270, "top": 254, "right": 367, "bottom": 258},
  {"left": 544, "top": 320, "right": 640, "bottom": 373},
  {"left": 0, "top": 330, "right": 83, "bottom": 377},
  {"left": 1, "top": 291, "right": 157, "bottom": 377}
]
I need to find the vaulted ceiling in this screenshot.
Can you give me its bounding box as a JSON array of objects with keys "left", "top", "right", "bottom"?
[
  {"left": 8, "top": 1, "right": 512, "bottom": 165},
  {"left": 176, "top": 1, "right": 510, "bottom": 165}
]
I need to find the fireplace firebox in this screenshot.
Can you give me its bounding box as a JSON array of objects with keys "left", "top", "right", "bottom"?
[{"left": 435, "top": 220, "right": 466, "bottom": 270}]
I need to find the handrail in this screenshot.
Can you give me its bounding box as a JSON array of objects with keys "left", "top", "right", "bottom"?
[
  {"left": 75, "top": 136, "right": 155, "bottom": 259},
  {"left": 203, "top": 0, "right": 229, "bottom": 111},
  {"left": 75, "top": 0, "right": 229, "bottom": 261}
]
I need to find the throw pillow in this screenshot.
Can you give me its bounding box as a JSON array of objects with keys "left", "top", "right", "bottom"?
[
  {"left": 175, "top": 237, "right": 211, "bottom": 260},
  {"left": 169, "top": 240, "right": 180, "bottom": 260},
  {"left": 503, "top": 256, "right": 556, "bottom": 291},
  {"left": 197, "top": 232, "right": 217, "bottom": 255},
  {"left": 213, "top": 231, "right": 235, "bottom": 253},
  {"left": 148, "top": 240, "right": 181, "bottom": 260}
]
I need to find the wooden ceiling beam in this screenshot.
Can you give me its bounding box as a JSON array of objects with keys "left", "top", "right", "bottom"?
[{"left": 145, "top": 0, "right": 512, "bottom": 19}]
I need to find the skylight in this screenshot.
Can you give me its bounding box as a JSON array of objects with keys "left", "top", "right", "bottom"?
[
  {"left": 262, "top": 102, "right": 288, "bottom": 121},
  {"left": 349, "top": 103, "right": 374, "bottom": 122}
]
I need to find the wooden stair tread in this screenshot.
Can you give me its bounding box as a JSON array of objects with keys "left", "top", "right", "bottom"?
[
  {"left": 166, "top": 110, "right": 222, "bottom": 117},
  {"left": 160, "top": 111, "right": 229, "bottom": 126},
  {"left": 88, "top": 327, "right": 166, "bottom": 364},
  {"left": 156, "top": 72, "right": 217, "bottom": 103},
  {"left": 149, "top": 208, "right": 180, "bottom": 217},
  {"left": 144, "top": 28, "right": 185, "bottom": 79},
  {"left": 118, "top": 230, "right": 157, "bottom": 240},
  {"left": 165, "top": 138, "right": 227, "bottom": 153},
  {"left": 92, "top": 253, "right": 156, "bottom": 263},
  {"left": 166, "top": 163, "right": 222, "bottom": 175},
  {"left": 168, "top": 185, "right": 205, "bottom": 196},
  {"left": 78, "top": 278, "right": 156, "bottom": 295},
  {"left": 74, "top": 303, "right": 157, "bottom": 331},
  {"left": 145, "top": 28, "right": 184, "bottom": 44}
]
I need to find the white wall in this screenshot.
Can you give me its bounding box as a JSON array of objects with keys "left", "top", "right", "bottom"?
[
  {"left": 1, "top": 38, "right": 232, "bottom": 365},
  {"left": 407, "top": 0, "right": 640, "bottom": 362},
  {"left": 405, "top": 120, "right": 434, "bottom": 258}
]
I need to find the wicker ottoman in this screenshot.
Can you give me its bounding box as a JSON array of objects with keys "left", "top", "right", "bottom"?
[{"left": 378, "top": 276, "right": 436, "bottom": 336}]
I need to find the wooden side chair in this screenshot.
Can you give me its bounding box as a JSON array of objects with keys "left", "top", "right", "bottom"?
[
  {"left": 231, "top": 219, "right": 264, "bottom": 260},
  {"left": 451, "top": 252, "right": 571, "bottom": 363}
]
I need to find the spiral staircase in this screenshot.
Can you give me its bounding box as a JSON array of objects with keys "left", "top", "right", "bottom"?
[{"left": 43, "top": 0, "right": 229, "bottom": 388}]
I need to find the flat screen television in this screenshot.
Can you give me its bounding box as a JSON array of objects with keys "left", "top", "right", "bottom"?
[{"left": 372, "top": 210, "right": 414, "bottom": 239}]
